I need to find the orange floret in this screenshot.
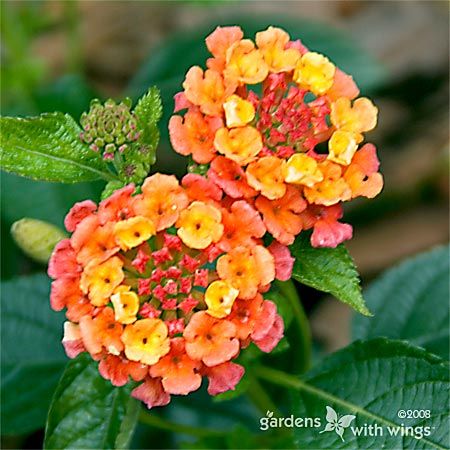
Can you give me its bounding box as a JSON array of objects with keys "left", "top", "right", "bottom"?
[
  {"left": 150, "top": 337, "right": 202, "bottom": 395},
  {"left": 133, "top": 174, "right": 189, "bottom": 231},
  {"left": 176, "top": 201, "right": 224, "bottom": 249},
  {"left": 285, "top": 153, "right": 324, "bottom": 187},
  {"left": 255, "top": 186, "right": 306, "bottom": 245},
  {"left": 218, "top": 200, "right": 266, "bottom": 252},
  {"left": 71, "top": 215, "right": 119, "bottom": 266},
  {"left": 183, "top": 311, "right": 239, "bottom": 366},
  {"left": 330, "top": 97, "right": 378, "bottom": 135},
  {"left": 216, "top": 245, "right": 275, "bottom": 299},
  {"left": 97, "top": 184, "right": 136, "bottom": 224},
  {"left": 246, "top": 156, "right": 287, "bottom": 200},
  {"left": 183, "top": 66, "right": 236, "bottom": 116},
  {"left": 214, "top": 126, "right": 263, "bottom": 165},
  {"left": 122, "top": 318, "right": 170, "bottom": 365},
  {"left": 344, "top": 143, "right": 383, "bottom": 198},
  {"left": 99, "top": 355, "right": 147, "bottom": 387},
  {"left": 206, "top": 26, "right": 244, "bottom": 72},
  {"left": 80, "top": 256, "right": 124, "bottom": 307},
  {"left": 114, "top": 216, "right": 155, "bottom": 251},
  {"left": 224, "top": 39, "right": 269, "bottom": 85},
  {"left": 229, "top": 294, "right": 264, "bottom": 340},
  {"left": 255, "top": 26, "right": 300, "bottom": 73},
  {"left": 169, "top": 110, "right": 223, "bottom": 164},
  {"left": 327, "top": 68, "right": 360, "bottom": 101},
  {"left": 304, "top": 160, "right": 352, "bottom": 206},
  {"left": 79, "top": 307, "right": 124, "bottom": 357}
]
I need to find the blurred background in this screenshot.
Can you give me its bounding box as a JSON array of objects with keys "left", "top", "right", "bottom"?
[{"left": 1, "top": 1, "right": 449, "bottom": 449}]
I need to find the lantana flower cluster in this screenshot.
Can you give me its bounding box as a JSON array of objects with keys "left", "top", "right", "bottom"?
[
  {"left": 169, "top": 26, "right": 383, "bottom": 248},
  {"left": 48, "top": 25, "right": 383, "bottom": 409},
  {"left": 49, "top": 173, "right": 286, "bottom": 408}
]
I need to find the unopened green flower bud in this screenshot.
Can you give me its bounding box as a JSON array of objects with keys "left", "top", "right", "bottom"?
[
  {"left": 11, "top": 218, "right": 67, "bottom": 264},
  {"left": 80, "top": 98, "right": 139, "bottom": 160}
]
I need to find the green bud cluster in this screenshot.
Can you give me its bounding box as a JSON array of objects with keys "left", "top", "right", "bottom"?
[{"left": 80, "top": 98, "right": 139, "bottom": 160}]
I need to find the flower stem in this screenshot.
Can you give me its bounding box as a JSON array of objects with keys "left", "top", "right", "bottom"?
[
  {"left": 246, "top": 375, "right": 281, "bottom": 417},
  {"left": 275, "top": 280, "right": 311, "bottom": 373},
  {"left": 139, "top": 411, "right": 224, "bottom": 438},
  {"left": 253, "top": 365, "right": 304, "bottom": 391}
]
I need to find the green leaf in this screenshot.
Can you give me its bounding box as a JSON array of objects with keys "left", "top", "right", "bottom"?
[
  {"left": 291, "top": 233, "right": 369, "bottom": 315},
  {"left": 0, "top": 112, "right": 112, "bottom": 183},
  {"left": 353, "top": 246, "right": 450, "bottom": 360},
  {"left": 44, "top": 353, "right": 140, "bottom": 450},
  {"left": 134, "top": 86, "right": 162, "bottom": 133},
  {"left": 2, "top": 363, "right": 65, "bottom": 436},
  {"left": 11, "top": 218, "right": 66, "bottom": 264},
  {"left": 133, "top": 86, "right": 162, "bottom": 165},
  {"left": 259, "top": 339, "right": 449, "bottom": 449},
  {"left": 1, "top": 274, "right": 67, "bottom": 434}
]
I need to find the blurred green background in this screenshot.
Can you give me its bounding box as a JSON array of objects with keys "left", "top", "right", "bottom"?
[{"left": 1, "top": 1, "right": 448, "bottom": 449}]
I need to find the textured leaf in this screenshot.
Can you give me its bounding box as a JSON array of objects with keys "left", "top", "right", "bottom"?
[
  {"left": 1, "top": 274, "right": 66, "bottom": 434},
  {"left": 286, "top": 339, "right": 450, "bottom": 449},
  {"left": 133, "top": 86, "right": 162, "bottom": 165},
  {"left": 291, "top": 233, "right": 369, "bottom": 315},
  {"left": 2, "top": 363, "right": 65, "bottom": 435},
  {"left": 44, "top": 353, "right": 140, "bottom": 450},
  {"left": 134, "top": 86, "right": 162, "bottom": 132},
  {"left": 353, "top": 245, "right": 450, "bottom": 359},
  {"left": 0, "top": 112, "right": 111, "bottom": 182}
]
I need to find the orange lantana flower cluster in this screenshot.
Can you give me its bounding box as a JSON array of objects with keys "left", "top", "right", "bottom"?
[
  {"left": 49, "top": 173, "right": 285, "bottom": 408},
  {"left": 170, "top": 26, "right": 383, "bottom": 248}
]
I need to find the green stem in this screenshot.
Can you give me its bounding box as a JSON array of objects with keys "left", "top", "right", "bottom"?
[
  {"left": 246, "top": 375, "right": 281, "bottom": 417},
  {"left": 275, "top": 280, "right": 311, "bottom": 373},
  {"left": 139, "top": 411, "right": 224, "bottom": 438}
]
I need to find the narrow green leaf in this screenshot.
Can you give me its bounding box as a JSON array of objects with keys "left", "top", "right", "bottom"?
[
  {"left": 291, "top": 233, "right": 369, "bottom": 315},
  {"left": 1, "top": 274, "right": 66, "bottom": 434},
  {"left": 258, "top": 339, "right": 449, "bottom": 449},
  {"left": 0, "top": 112, "right": 112, "bottom": 183},
  {"left": 353, "top": 245, "right": 450, "bottom": 359},
  {"left": 44, "top": 354, "right": 140, "bottom": 449}
]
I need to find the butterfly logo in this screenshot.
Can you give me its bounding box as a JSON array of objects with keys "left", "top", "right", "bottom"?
[{"left": 319, "top": 406, "right": 356, "bottom": 442}]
